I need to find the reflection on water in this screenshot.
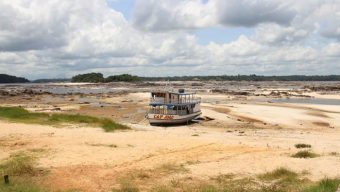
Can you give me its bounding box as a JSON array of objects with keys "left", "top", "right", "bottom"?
[{"left": 260, "top": 98, "right": 340, "bottom": 105}]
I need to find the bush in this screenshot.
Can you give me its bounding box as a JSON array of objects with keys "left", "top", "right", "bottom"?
[
  {"left": 295, "top": 144, "right": 312, "bottom": 149},
  {"left": 291, "top": 151, "right": 319, "bottom": 158}
]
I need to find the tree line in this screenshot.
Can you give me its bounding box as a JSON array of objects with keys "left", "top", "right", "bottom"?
[
  {"left": 71, "top": 73, "right": 140, "bottom": 83},
  {"left": 142, "top": 75, "right": 340, "bottom": 81},
  {"left": 71, "top": 73, "right": 340, "bottom": 82},
  {"left": 0, "top": 74, "right": 29, "bottom": 83},
  {"left": 1, "top": 73, "right": 340, "bottom": 83}
]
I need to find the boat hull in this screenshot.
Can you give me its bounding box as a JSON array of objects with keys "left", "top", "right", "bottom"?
[{"left": 147, "top": 111, "right": 202, "bottom": 125}]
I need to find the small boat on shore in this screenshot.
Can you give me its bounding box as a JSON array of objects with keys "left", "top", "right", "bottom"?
[{"left": 146, "top": 89, "right": 202, "bottom": 125}]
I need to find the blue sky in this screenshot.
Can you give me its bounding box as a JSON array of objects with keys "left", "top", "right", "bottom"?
[{"left": 107, "top": 0, "right": 135, "bottom": 20}]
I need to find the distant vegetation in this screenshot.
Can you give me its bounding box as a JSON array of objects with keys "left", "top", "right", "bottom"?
[
  {"left": 32, "top": 78, "right": 71, "bottom": 83},
  {"left": 106, "top": 74, "right": 140, "bottom": 82},
  {"left": 0, "top": 74, "right": 29, "bottom": 83},
  {"left": 71, "top": 73, "right": 340, "bottom": 83},
  {"left": 142, "top": 74, "right": 340, "bottom": 81},
  {"left": 71, "top": 72, "right": 104, "bottom": 83},
  {"left": 3, "top": 73, "right": 340, "bottom": 83},
  {"left": 71, "top": 73, "right": 140, "bottom": 83},
  {"left": 0, "top": 106, "right": 129, "bottom": 132}
]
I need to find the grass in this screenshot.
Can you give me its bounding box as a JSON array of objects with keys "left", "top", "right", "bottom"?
[
  {"left": 0, "top": 152, "right": 45, "bottom": 192},
  {"left": 112, "top": 180, "right": 139, "bottom": 192},
  {"left": 304, "top": 178, "right": 340, "bottom": 192},
  {"left": 112, "top": 166, "right": 340, "bottom": 192},
  {"left": 159, "top": 163, "right": 189, "bottom": 174},
  {"left": 0, "top": 106, "right": 129, "bottom": 132},
  {"left": 258, "top": 167, "right": 298, "bottom": 181},
  {"left": 295, "top": 144, "right": 312, "bottom": 149},
  {"left": 0, "top": 152, "right": 37, "bottom": 176},
  {"left": 0, "top": 179, "right": 45, "bottom": 192},
  {"left": 291, "top": 150, "right": 320, "bottom": 158},
  {"left": 85, "top": 142, "right": 118, "bottom": 148},
  {"left": 0, "top": 178, "right": 82, "bottom": 192},
  {"left": 0, "top": 151, "right": 83, "bottom": 192}
]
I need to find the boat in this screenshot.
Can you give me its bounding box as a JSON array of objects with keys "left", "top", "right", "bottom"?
[{"left": 146, "top": 89, "right": 202, "bottom": 125}]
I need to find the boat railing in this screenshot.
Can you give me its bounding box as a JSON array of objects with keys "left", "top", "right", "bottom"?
[
  {"left": 148, "top": 109, "right": 189, "bottom": 115},
  {"left": 150, "top": 97, "right": 201, "bottom": 104}
]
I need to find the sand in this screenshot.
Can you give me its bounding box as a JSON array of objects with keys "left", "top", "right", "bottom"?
[{"left": 0, "top": 82, "right": 340, "bottom": 191}]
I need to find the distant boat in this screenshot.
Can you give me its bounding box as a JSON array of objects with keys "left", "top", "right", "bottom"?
[{"left": 146, "top": 89, "right": 202, "bottom": 125}]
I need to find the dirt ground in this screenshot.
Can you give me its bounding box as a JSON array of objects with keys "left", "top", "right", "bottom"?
[{"left": 0, "top": 82, "right": 340, "bottom": 191}]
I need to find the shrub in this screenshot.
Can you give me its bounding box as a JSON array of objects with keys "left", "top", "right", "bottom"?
[
  {"left": 295, "top": 144, "right": 312, "bottom": 149},
  {"left": 291, "top": 151, "right": 319, "bottom": 158}
]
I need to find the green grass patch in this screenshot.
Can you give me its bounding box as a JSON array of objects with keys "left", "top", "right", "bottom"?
[
  {"left": 0, "top": 152, "right": 37, "bottom": 176},
  {"left": 112, "top": 179, "right": 139, "bottom": 192},
  {"left": 159, "top": 163, "right": 189, "bottom": 174},
  {"left": 292, "top": 150, "right": 320, "bottom": 158},
  {"left": 304, "top": 178, "right": 340, "bottom": 192},
  {"left": 295, "top": 144, "right": 312, "bottom": 149},
  {"left": 0, "top": 106, "right": 129, "bottom": 131},
  {"left": 0, "top": 179, "right": 45, "bottom": 192},
  {"left": 0, "top": 152, "right": 46, "bottom": 192},
  {"left": 258, "top": 167, "right": 298, "bottom": 181},
  {"left": 112, "top": 166, "right": 340, "bottom": 192}
]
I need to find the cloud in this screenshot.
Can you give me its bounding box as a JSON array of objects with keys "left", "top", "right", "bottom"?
[
  {"left": 133, "top": 0, "right": 215, "bottom": 31},
  {"left": 253, "top": 23, "right": 309, "bottom": 45},
  {"left": 0, "top": 0, "right": 68, "bottom": 51},
  {"left": 132, "top": 0, "right": 297, "bottom": 31},
  {"left": 215, "top": 0, "right": 296, "bottom": 27},
  {"left": 0, "top": 0, "right": 338, "bottom": 79}
]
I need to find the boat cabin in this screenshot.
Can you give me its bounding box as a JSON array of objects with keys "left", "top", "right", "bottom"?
[{"left": 149, "top": 89, "right": 200, "bottom": 116}]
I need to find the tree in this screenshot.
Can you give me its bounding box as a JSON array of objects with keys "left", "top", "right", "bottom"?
[
  {"left": 71, "top": 73, "right": 104, "bottom": 83},
  {"left": 0, "top": 74, "right": 29, "bottom": 83},
  {"left": 105, "top": 74, "right": 140, "bottom": 82}
]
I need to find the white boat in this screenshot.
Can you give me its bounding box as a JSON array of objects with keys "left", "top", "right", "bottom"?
[{"left": 146, "top": 89, "right": 202, "bottom": 125}]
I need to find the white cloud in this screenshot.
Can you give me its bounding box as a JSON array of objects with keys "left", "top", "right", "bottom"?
[
  {"left": 323, "top": 43, "right": 340, "bottom": 57},
  {"left": 133, "top": 0, "right": 215, "bottom": 31},
  {"left": 0, "top": 0, "right": 339, "bottom": 79}
]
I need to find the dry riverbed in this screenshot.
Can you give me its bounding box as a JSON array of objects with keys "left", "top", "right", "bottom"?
[{"left": 0, "top": 81, "right": 340, "bottom": 191}]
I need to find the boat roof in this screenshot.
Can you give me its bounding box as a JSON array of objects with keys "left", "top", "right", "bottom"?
[
  {"left": 151, "top": 91, "right": 196, "bottom": 95},
  {"left": 149, "top": 102, "right": 198, "bottom": 106},
  {"left": 169, "top": 92, "right": 195, "bottom": 95}
]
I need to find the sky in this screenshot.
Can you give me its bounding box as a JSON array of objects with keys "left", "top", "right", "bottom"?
[{"left": 0, "top": 0, "right": 339, "bottom": 79}]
